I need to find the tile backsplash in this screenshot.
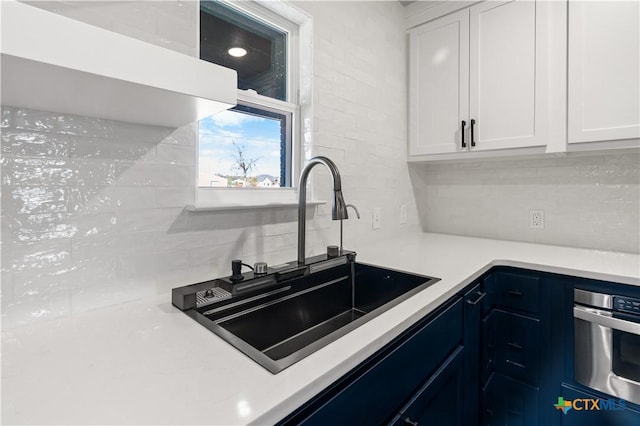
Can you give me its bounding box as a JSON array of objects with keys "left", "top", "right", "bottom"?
[
  {"left": 410, "top": 152, "right": 640, "bottom": 253},
  {"left": 0, "top": 107, "right": 338, "bottom": 327}
]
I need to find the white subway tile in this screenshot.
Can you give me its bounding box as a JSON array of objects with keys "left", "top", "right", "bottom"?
[
  {"left": 14, "top": 108, "right": 115, "bottom": 138},
  {"left": 2, "top": 131, "right": 70, "bottom": 158},
  {"left": 117, "top": 250, "right": 190, "bottom": 279},
  {"left": 3, "top": 239, "right": 72, "bottom": 272},
  {"left": 69, "top": 136, "right": 156, "bottom": 163},
  {"left": 113, "top": 121, "right": 174, "bottom": 144},
  {"left": 115, "top": 164, "right": 194, "bottom": 187},
  {"left": 188, "top": 242, "right": 238, "bottom": 269},
  {"left": 242, "top": 233, "right": 297, "bottom": 257},
  {"left": 1, "top": 107, "right": 13, "bottom": 128},
  {"left": 415, "top": 153, "right": 639, "bottom": 253},
  {"left": 156, "top": 144, "right": 195, "bottom": 165},
  {"left": 162, "top": 125, "right": 196, "bottom": 147},
  {"left": 155, "top": 187, "right": 194, "bottom": 207},
  {"left": 116, "top": 208, "right": 182, "bottom": 234}
]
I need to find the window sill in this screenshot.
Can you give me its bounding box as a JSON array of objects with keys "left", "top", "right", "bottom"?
[
  {"left": 193, "top": 187, "right": 325, "bottom": 212},
  {"left": 186, "top": 200, "right": 326, "bottom": 212}
]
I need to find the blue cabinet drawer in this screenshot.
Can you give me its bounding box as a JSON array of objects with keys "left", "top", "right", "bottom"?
[
  {"left": 292, "top": 298, "right": 464, "bottom": 425},
  {"left": 488, "top": 271, "right": 541, "bottom": 315},
  {"left": 483, "top": 309, "right": 540, "bottom": 386}
]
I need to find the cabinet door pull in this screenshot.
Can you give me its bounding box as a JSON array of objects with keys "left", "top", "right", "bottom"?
[
  {"left": 461, "top": 120, "right": 467, "bottom": 148},
  {"left": 470, "top": 119, "right": 476, "bottom": 147},
  {"left": 467, "top": 291, "right": 486, "bottom": 305},
  {"left": 404, "top": 417, "right": 419, "bottom": 426},
  {"left": 507, "top": 290, "right": 523, "bottom": 297},
  {"left": 507, "top": 342, "right": 524, "bottom": 350}
]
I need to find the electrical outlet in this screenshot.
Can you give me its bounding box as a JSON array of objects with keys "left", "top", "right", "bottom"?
[
  {"left": 372, "top": 207, "right": 381, "bottom": 230},
  {"left": 400, "top": 204, "right": 407, "bottom": 224},
  {"left": 530, "top": 210, "right": 545, "bottom": 229}
]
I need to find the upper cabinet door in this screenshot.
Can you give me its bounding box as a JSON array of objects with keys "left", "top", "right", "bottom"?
[
  {"left": 568, "top": 0, "right": 640, "bottom": 144},
  {"left": 469, "top": 0, "right": 548, "bottom": 151},
  {"left": 409, "top": 10, "right": 469, "bottom": 156}
]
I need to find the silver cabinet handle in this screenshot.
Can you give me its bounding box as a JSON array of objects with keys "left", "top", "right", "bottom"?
[
  {"left": 574, "top": 305, "right": 640, "bottom": 335},
  {"left": 466, "top": 291, "right": 486, "bottom": 305},
  {"left": 404, "top": 417, "right": 418, "bottom": 426}
]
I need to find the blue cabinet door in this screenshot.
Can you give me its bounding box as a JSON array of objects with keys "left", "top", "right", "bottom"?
[
  {"left": 464, "top": 283, "right": 484, "bottom": 425},
  {"left": 390, "top": 346, "right": 465, "bottom": 426},
  {"left": 482, "top": 309, "right": 541, "bottom": 386},
  {"left": 482, "top": 372, "right": 539, "bottom": 426},
  {"left": 559, "top": 385, "right": 640, "bottom": 426}
]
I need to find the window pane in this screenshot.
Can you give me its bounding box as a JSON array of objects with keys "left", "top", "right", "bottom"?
[
  {"left": 198, "top": 105, "right": 291, "bottom": 188},
  {"left": 200, "top": 1, "right": 287, "bottom": 101}
]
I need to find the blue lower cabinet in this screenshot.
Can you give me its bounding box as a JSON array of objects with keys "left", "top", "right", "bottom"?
[
  {"left": 390, "top": 346, "right": 465, "bottom": 426},
  {"left": 278, "top": 298, "right": 465, "bottom": 425},
  {"left": 558, "top": 385, "right": 640, "bottom": 426},
  {"left": 482, "top": 309, "right": 540, "bottom": 385},
  {"left": 278, "top": 268, "right": 635, "bottom": 426},
  {"left": 483, "top": 372, "right": 539, "bottom": 426}
]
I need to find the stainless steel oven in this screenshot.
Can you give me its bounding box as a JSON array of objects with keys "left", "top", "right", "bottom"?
[{"left": 574, "top": 289, "right": 640, "bottom": 405}]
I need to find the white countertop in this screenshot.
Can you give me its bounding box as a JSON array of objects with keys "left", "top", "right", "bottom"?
[{"left": 2, "top": 233, "right": 639, "bottom": 425}]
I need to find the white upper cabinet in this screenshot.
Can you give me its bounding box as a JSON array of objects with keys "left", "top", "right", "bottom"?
[
  {"left": 409, "top": 0, "right": 551, "bottom": 158},
  {"left": 568, "top": 0, "right": 640, "bottom": 144},
  {"left": 409, "top": 10, "right": 469, "bottom": 156},
  {"left": 0, "top": 1, "right": 237, "bottom": 128},
  {"left": 469, "top": 0, "right": 548, "bottom": 151}
]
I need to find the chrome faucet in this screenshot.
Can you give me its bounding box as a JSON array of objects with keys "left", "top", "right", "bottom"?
[{"left": 298, "top": 156, "right": 348, "bottom": 265}]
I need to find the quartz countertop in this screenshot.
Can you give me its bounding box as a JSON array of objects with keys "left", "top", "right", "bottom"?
[{"left": 2, "top": 233, "right": 639, "bottom": 425}]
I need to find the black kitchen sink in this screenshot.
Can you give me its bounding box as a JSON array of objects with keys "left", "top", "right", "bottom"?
[{"left": 176, "top": 260, "right": 439, "bottom": 373}]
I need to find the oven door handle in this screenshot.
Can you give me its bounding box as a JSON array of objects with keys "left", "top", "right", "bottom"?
[{"left": 574, "top": 305, "right": 640, "bottom": 335}]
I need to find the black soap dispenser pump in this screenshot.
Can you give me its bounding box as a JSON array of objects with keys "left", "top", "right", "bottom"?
[{"left": 230, "top": 259, "right": 254, "bottom": 283}]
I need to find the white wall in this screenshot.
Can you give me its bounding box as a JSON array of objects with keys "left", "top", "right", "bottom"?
[
  {"left": 1, "top": 1, "right": 414, "bottom": 328},
  {"left": 410, "top": 151, "right": 640, "bottom": 253}
]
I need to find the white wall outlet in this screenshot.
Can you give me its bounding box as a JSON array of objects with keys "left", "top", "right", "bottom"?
[
  {"left": 400, "top": 204, "right": 407, "bottom": 224},
  {"left": 372, "top": 207, "right": 381, "bottom": 230},
  {"left": 530, "top": 210, "right": 545, "bottom": 229}
]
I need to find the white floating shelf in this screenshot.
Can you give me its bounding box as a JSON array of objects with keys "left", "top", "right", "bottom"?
[{"left": 0, "top": 0, "right": 237, "bottom": 127}]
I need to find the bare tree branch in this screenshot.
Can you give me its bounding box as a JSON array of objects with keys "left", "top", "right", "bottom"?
[{"left": 231, "top": 141, "right": 262, "bottom": 184}]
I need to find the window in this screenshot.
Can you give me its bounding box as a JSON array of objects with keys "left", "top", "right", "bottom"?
[
  {"left": 198, "top": 0, "right": 303, "bottom": 191},
  {"left": 198, "top": 102, "right": 292, "bottom": 188}
]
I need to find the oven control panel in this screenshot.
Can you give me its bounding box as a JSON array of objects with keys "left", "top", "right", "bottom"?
[{"left": 614, "top": 295, "right": 640, "bottom": 314}]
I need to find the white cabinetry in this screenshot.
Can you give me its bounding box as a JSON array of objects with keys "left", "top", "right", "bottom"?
[
  {"left": 409, "top": 0, "right": 551, "bottom": 158},
  {"left": 409, "top": 10, "right": 469, "bottom": 155},
  {"left": 568, "top": 0, "right": 640, "bottom": 144}
]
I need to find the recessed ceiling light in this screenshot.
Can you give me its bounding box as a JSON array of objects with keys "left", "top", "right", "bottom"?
[{"left": 228, "top": 47, "right": 247, "bottom": 58}]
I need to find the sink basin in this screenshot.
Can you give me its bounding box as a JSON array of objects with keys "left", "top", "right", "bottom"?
[{"left": 186, "top": 261, "right": 439, "bottom": 373}]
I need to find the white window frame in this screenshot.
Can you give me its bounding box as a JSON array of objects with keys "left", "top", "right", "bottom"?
[{"left": 195, "top": 0, "right": 313, "bottom": 209}]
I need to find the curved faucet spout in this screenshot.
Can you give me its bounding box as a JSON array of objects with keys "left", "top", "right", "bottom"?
[
  {"left": 298, "top": 156, "right": 349, "bottom": 265},
  {"left": 346, "top": 204, "right": 361, "bottom": 219}
]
